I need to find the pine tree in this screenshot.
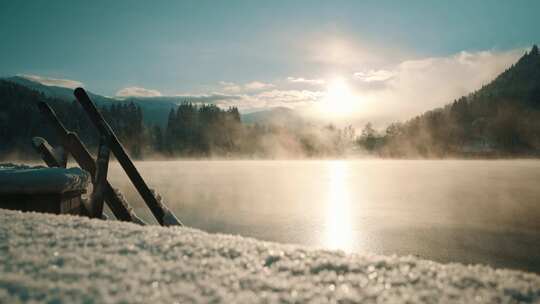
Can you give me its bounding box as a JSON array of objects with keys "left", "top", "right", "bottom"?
[{"left": 531, "top": 44, "right": 539, "bottom": 56}]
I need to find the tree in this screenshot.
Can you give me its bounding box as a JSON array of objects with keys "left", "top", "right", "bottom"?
[
  {"left": 151, "top": 125, "right": 164, "bottom": 152},
  {"left": 531, "top": 44, "right": 539, "bottom": 56},
  {"left": 358, "top": 122, "right": 378, "bottom": 151}
]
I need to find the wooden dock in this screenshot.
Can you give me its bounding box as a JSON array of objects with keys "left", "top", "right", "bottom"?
[{"left": 0, "top": 87, "right": 183, "bottom": 226}]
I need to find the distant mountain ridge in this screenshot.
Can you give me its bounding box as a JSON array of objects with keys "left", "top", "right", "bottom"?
[
  {"left": 4, "top": 76, "right": 180, "bottom": 127},
  {"left": 2, "top": 76, "right": 296, "bottom": 127},
  {"left": 241, "top": 107, "right": 305, "bottom": 126},
  {"left": 5, "top": 76, "right": 84, "bottom": 101}
]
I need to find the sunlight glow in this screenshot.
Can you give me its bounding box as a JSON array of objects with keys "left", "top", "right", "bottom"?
[
  {"left": 319, "top": 78, "right": 357, "bottom": 117},
  {"left": 322, "top": 161, "right": 354, "bottom": 252}
]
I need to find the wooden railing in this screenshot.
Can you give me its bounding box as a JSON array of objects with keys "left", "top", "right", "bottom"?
[{"left": 32, "top": 88, "right": 183, "bottom": 227}]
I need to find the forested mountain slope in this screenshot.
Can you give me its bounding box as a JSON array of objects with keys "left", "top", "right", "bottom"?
[{"left": 359, "top": 45, "right": 540, "bottom": 157}]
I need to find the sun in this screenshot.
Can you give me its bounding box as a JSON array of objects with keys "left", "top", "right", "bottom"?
[{"left": 319, "top": 77, "right": 356, "bottom": 117}]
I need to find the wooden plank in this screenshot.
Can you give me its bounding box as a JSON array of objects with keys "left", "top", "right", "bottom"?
[
  {"left": 0, "top": 190, "right": 85, "bottom": 215},
  {"left": 37, "top": 101, "right": 146, "bottom": 225},
  {"left": 89, "top": 135, "right": 110, "bottom": 218},
  {"left": 74, "top": 88, "right": 183, "bottom": 227}
]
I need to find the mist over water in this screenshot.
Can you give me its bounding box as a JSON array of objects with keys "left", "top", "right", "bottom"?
[{"left": 108, "top": 159, "right": 540, "bottom": 273}]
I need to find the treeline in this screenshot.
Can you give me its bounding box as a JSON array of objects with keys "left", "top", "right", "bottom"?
[
  {"left": 153, "top": 102, "right": 355, "bottom": 157},
  {"left": 0, "top": 80, "right": 356, "bottom": 159},
  {"left": 101, "top": 103, "right": 144, "bottom": 157},
  {"left": 157, "top": 103, "right": 242, "bottom": 155},
  {"left": 357, "top": 45, "right": 540, "bottom": 157}
]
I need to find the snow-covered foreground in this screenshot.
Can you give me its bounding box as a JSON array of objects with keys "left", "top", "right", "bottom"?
[{"left": 0, "top": 209, "right": 539, "bottom": 303}]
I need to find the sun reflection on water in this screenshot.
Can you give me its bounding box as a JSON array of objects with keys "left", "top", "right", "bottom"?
[{"left": 322, "top": 161, "right": 355, "bottom": 252}]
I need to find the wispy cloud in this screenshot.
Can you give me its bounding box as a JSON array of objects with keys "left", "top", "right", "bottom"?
[
  {"left": 207, "top": 76, "right": 326, "bottom": 111},
  {"left": 20, "top": 74, "right": 83, "bottom": 89},
  {"left": 287, "top": 77, "right": 326, "bottom": 86},
  {"left": 198, "top": 48, "right": 524, "bottom": 118},
  {"left": 116, "top": 86, "right": 162, "bottom": 97},
  {"left": 173, "top": 93, "right": 243, "bottom": 105},
  {"left": 25, "top": 47, "right": 524, "bottom": 126},
  {"left": 353, "top": 69, "right": 395, "bottom": 82},
  {"left": 244, "top": 81, "right": 275, "bottom": 91},
  {"left": 252, "top": 89, "right": 324, "bottom": 107},
  {"left": 192, "top": 89, "right": 324, "bottom": 112},
  {"left": 219, "top": 81, "right": 274, "bottom": 93},
  {"left": 348, "top": 48, "right": 527, "bottom": 124}
]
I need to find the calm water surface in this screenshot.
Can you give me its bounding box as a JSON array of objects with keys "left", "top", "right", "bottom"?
[{"left": 108, "top": 160, "right": 540, "bottom": 273}]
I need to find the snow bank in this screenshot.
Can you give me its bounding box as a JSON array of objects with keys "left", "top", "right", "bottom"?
[
  {"left": 0, "top": 163, "right": 89, "bottom": 194},
  {"left": 0, "top": 209, "right": 538, "bottom": 303}
]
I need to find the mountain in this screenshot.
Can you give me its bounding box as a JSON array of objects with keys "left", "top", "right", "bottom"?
[
  {"left": 241, "top": 107, "right": 304, "bottom": 126},
  {"left": 4, "top": 76, "right": 176, "bottom": 127},
  {"left": 6, "top": 76, "right": 113, "bottom": 104},
  {"left": 473, "top": 45, "right": 540, "bottom": 106},
  {"left": 4, "top": 76, "right": 308, "bottom": 127},
  {"left": 361, "top": 45, "right": 540, "bottom": 157},
  {"left": 0, "top": 79, "right": 151, "bottom": 158},
  {"left": 6, "top": 76, "right": 74, "bottom": 100}
]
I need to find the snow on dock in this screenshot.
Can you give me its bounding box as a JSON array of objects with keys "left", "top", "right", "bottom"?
[
  {"left": 0, "top": 209, "right": 539, "bottom": 303},
  {"left": 0, "top": 163, "right": 89, "bottom": 194}
]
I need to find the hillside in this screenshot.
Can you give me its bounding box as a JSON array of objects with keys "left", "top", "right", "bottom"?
[
  {"left": 5, "top": 76, "right": 175, "bottom": 127},
  {"left": 4, "top": 76, "right": 302, "bottom": 128},
  {"left": 0, "top": 80, "right": 147, "bottom": 158},
  {"left": 359, "top": 45, "right": 540, "bottom": 157},
  {"left": 241, "top": 107, "right": 305, "bottom": 126}
]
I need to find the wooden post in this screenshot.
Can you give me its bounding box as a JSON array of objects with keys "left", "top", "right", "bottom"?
[
  {"left": 74, "top": 87, "right": 183, "bottom": 227},
  {"left": 89, "top": 135, "right": 110, "bottom": 218},
  {"left": 37, "top": 101, "right": 146, "bottom": 225}
]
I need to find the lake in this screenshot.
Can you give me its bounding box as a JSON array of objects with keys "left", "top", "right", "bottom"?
[{"left": 108, "top": 160, "right": 540, "bottom": 273}]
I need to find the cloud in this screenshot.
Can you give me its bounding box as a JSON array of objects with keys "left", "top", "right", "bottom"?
[
  {"left": 20, "top": 74, "right": 83, "bottom": 89},
  {"left": 353, "top": 70, "right": 395, "bottom": 82},
  {"left": 287, "top": 77, "right": 326, "bottom": 86},
  {"left": 173, "top": 93, "right": 243, "bottom": 105},
  {"left": 244, "top": 81, "right": 274, "bottom": 91},
  {"left": 347, "top": 48, "right": 526, "bottom": 125},
  {"left": 210, "top": 47, "right": 523, "bottom": 118},
  {"left": 115, "top": 47, "right": 527, "bottom": 125},
  {"left": 219, "top": 81, "right": 274, "bottom": 93},
  {"left": 179, "top": 88, "right": 324, "bottom": 112},
  {"left": 116, "top": 86, "right": 162, "bottom": 97},
  {"left": 253, "top": 89, "right": 324, "bottom": 107},
  {"left": 218, "top": 81, "right": 242, "bottom": 93}
]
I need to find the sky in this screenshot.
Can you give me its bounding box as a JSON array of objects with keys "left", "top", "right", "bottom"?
[{"left": 1, "top": 0, "right": 539, "bottom": 125}]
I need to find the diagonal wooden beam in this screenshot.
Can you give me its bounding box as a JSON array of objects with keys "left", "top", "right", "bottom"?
[
  {"left": 74, "top": 87, "right": 183, "bottom": 226},
  {"left": 31, "top": 137, "right": 64, "bottom": 168},
  {"left": 36, "top": 101, "right": 146, "bottom": 225},
  {"left": 89, "top": 135, "right": 110, "bottom": 218}
]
